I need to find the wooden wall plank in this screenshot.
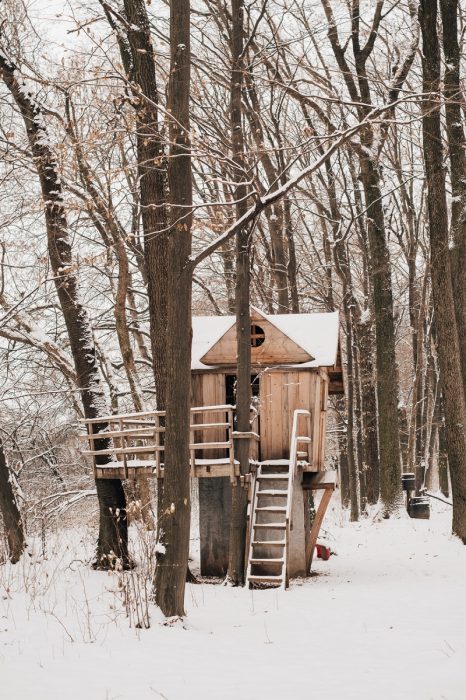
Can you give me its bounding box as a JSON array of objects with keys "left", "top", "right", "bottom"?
[
  {"left": 259, "top": 371, "right": 272, "bottom": 460},
  {"left": 313, "top": 372, "right": 322, "bottom": 467},
  {"left": 199, "top": 477, "right": 232, "bottom": 577},
  {"left": 195, "top": 372, "right": 232, "bottom": 577},
  {"left": 270, "top": 372, "right": 284, "bottom": 459},
  {"left": 318, "top": 373, "right": 329, "bottom": 470}
]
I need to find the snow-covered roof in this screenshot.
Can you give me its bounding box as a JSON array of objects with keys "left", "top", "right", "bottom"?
[{"left": 191, "top": 311, "right": 340, "bottom": 370}]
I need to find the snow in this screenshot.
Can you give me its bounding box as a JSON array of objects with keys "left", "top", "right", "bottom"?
[
  {"left": 191, "top": 310, "right": 340, "bottom": 370},
  {"left": 2, "top": 499, "right": 466, "bottom": 700},
  {"left": 191, "top": 314, "right": 234, "bottom": 369}
]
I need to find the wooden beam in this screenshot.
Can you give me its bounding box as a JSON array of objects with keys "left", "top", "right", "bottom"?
[{"left": 306, "top": 488, "right": 333, "bottom": 572}]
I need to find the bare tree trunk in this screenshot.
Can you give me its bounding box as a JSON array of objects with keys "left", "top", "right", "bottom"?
[
  {"left": 0, "top": 439, "right": 25, "bottom": 563},
  {"left": 358, "top": 317, "right": 379, "bottom": 503},
  {"left": 320, "top": 0, "right": 407, "bottom": 515},
  {"left": 420, "top": 0, "right": 466, "bottom": 540},
  {"left": 407, "top": 271, "right": 428, "bottom": 493},
  {"left": 227, "top": 0, "right": 251, "bottom": 585},
  {"left": 438, "top": 412, "right": 450, "bottom": 498},
  {"left": 120, "top": 0, "right": 169, "bottom": 410},
  {"left": 220, "top": 239, "right": 236, "bottom": 313},
  {"left": 116, "top": 0, "right": 171, "bottom": 528},
  {"left": 154, "top": 0, "right": 193, "bottom": 616},
  {"left": 338, "top": 426, "right": 351, "bottom": 508},
  {"left": 439, "top": 0, "right": 466, "bottom": 396},
  {"left": 284, "top": 196, "right": 299, "bottom": 312},
  {"left": 359, "top": 157, "right": 402, "bottom": 514},
  {"left": 64, "top": 96, "right": 146, "bottom": 414},
  {"left": 0, "top": 51, "right": 129, "bottom": 568},
  {"left": 243, "top": 70, "right": 289, "bottom": 312},
  {"left": 345, "top": 314, "right": 360, "bottom": 521}
]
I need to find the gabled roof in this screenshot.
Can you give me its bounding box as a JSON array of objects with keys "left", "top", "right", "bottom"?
[
  {"left": 200, "top": 307, "right": 314, "bottom": 366},
  {"left": 191, "top": 309, "right": 340, "bottom": 371}
]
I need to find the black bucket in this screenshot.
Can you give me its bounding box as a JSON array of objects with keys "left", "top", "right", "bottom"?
[
  {"left": 408, "top": 496, "right": 430, "bottom": 519},
  {"left": 401, "top": 473, "right": 416, "bottom": 491}
]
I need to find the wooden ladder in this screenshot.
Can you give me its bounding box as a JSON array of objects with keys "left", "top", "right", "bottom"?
[
  {"left": 246, "top": 409, "right": 311, "bottom": 589},
  {"left": 245, "top": 460, "right": 292, "bottom": 589}
]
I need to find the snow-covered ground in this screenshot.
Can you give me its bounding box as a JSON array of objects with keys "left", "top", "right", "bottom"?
[{"left": 1, "top": 498, "right": 465, "bottom": 700}]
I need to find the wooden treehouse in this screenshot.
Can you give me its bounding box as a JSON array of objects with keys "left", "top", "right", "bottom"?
[{"left": 82, "top": 308, "right": 343, "bottom": 588}]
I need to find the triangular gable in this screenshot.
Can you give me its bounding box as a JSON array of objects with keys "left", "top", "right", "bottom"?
[{"left": 200, "top": 307, "right": 314, "bottom": 366}]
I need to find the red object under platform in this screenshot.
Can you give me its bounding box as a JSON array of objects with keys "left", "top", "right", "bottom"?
[{"left": 316, "top": 544, "right": 331, "bottom": 560}]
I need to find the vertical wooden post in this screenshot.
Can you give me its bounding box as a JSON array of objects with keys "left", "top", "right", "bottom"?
[
  {"left": 88, "top": 422, "right": 96, "bottom": 478},
  {"left": 190, "top": 415, "right": 195, "bottom": 478},
  {"left": 154, "top": 413, "right": 161, "bottom": 478},
  {"left": 119, "top": 418, "right": 128, "bottom": 480},
  {"left": 306, "top": 489, "right": 333, "bottom": 572}
]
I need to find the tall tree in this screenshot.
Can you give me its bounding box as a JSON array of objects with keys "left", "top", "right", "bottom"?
[
  {"left": 319, "top": 0, "right": 418, "bottom": 514},
  {"left": 420, "top": 0, "right": 466, "bottom": 541},
  {"left": 100, "top": 0, "right": 172, "bottom": 523},
  {"left": 153, "top": 0, "right": 194, "bottom": 616},
  {"left": 439, "top": 0, "right": 466, "bottom": 396},
  {"left": 0, "top": 439, "right": 25, "bottom": 563},
  {"left": 117, "top": 0, "right": 170, "bottom": 411},
  {"left": 0, "top": 49, "right": 129, "bottom": 568},
  {"left": 227, "top": 0, "right": 252, "bottom": 585}
]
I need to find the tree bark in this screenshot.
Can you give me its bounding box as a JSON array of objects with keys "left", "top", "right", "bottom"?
[
  {"left": 227, "top": 0, "right": 251, "bottom": 585},
  {"left": 344, "top": 312, "right": 360, "bottom": 521},
  {"left": 420, "top": 0, "right": 466, "bottom": 540},
  {"left": 106, "top": 0, "right": 171, "bottom": 527},
  {"left": 154, "top": 0, "right": 193, "bottom": 616},
  {"left": 359, "top": 155, "right": 402, "bottom": 514},
  {"left": 0, "top": 439, "right": 25, "bottom": 564},
  {"left": 439, "top": 0, "right": 466, "bottom": 396},
  {"left": 121, "top": 0, "right": 170, "bottom": 412},
  {"left": 358, "top": 317, "right": 379, "bottom": 504}
]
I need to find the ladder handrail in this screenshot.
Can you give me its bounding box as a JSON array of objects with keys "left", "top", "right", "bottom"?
[
  {"left": 285, "top": 409, "right": 312, "bottom": 587},
  {"left": 286, "top": 409, "right": 311, "bottom": 520},
  {"left": 245, "top": 462, "right": 260, "bottom": 585}
]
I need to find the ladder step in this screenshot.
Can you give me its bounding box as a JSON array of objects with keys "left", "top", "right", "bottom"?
[
  {"left": 254, "top": 522, "right": 286, "bottom": 529},
  {"left": 248, "top": 575, "right": 283, "bottom": 582},
  {"left": 257, "top": 474, "right": 289, "bottom": 480},
  {"left": 296, "top": 436, "right": 312, "bottom": 443},
  {"left": 256, "top": 506, "right": 287, "bottom": 512},
  {"left": 252, "top": 540, "right": 286, "bottom": 546},
  {"left": 257, "top": 489, "right": 288, "bottom": 496},
  {"left": 250, "top": 558, "right": 284, "bottom": 564},
  {"left": 297, "top": 451, "right": 309, "bottom": 458}
]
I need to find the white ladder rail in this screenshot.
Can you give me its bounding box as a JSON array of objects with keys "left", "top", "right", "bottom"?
[
  {"left": 284, "top": 410, "right": 300, "bottom": 588},
  {"left": 246, "top": 408, "right": 313, "bottom": 590},
  {"left": 245, "top": 462, "right": 262, "bottom": 584}
]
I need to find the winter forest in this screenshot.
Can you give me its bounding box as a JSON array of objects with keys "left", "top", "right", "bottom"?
[{"left": 0, "top": 0, "right": 465, "bottom": 698}]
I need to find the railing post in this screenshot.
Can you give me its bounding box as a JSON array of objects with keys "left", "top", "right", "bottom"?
[
  {"left": 87, "top": 422, "right": 96, "bottom": 479},
  {"left": 307, "top": 411, "right": 312, "bottom": 465},
  {"left": 190, "top": 422, "right": 195, "bottom": 477},
  {"left": 119, "top": 418, "right": 128, "bottom": 479},
  {"left": 154, "top": 413, "right": 161, "bottom": 478}
]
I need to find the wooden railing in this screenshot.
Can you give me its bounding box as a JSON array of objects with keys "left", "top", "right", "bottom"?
[
  {"left": 81, "top": 405, "right": 236, "bottom": 480},
  {"left": 285, "top": 409, "right": 313, "bottom": 583}
]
